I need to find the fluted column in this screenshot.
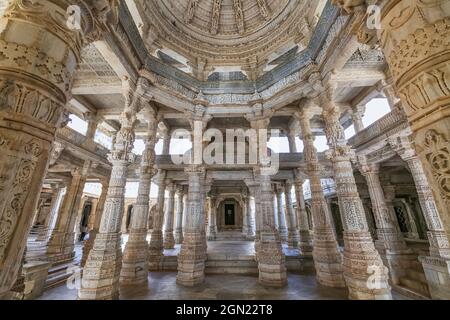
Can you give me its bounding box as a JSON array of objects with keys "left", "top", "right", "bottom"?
[
  {"left": 148, "top": 170, "right": 166, "bottom": 270},
  {"left": 322, "top": 88, "right": 391, "bottom": 300},
  {"left": 177, "top": 165, "right": 207, "bottom": 286},
  {"left": 297, "top": 106, "right": 345, "bottom": 288},
  {"left": 275, "top": 185, "right": 288, "bottom": 242},
  {"left": 207, "top": 194, "right": 218, "bottom": 241},
  {"left": 79, "top": 79, "right": 142, "bottom": 300},
  {"left": 36, "top": 184, "right": 65, "bottom": 242},
  {"left": 0, "top": 1, "right": 117, "bottom": 297},
  {"left": 333, "top": 0, "right": 450, "bottom": 300},
  {"left": 254, "top": 167, "right": 287, "bottom": 287},
  {"left": 121, "top": 109, "right": 158, "bottom": 284},
  {"left": 358, "top": 160, "right": 414, "bottom": 284},
  {"left": 294, "top": 174, "right": 313, "bottom": 256},
  {"left": 47, "top": 163, "right": 90, "bottom": 262},
  {"left": 163, "top": 182, "right": 176, "bottom": 249},
  {"left": 81, "top": 179, "right": 109, "bottom": 267},
  {"left": 284, "top": 182, "right": 300, "bottom": 248},
  {"left": 174, "top": 186, "right": 185, "bottom": 244}
]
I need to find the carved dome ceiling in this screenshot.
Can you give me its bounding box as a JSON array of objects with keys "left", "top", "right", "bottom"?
[{"left": 137, "top": 0, "right": 324, "bottom": 79}]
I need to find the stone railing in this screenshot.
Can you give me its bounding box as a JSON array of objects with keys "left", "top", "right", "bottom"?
[
  {"left": 56, "top": 127, "right": 110, "bottom": 161},
  {"left": 348, "top": 107, "right": 409, "bottom": 148}
]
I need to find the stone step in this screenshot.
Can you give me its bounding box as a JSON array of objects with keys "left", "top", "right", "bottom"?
[
  {"left": 205, "top": 257, "right": 258, "bottom": 275},
  {"left": 399, "top": 277, "right": 430, "bottom": 298},
  {"left": 44, "top": 261, "right": 79, "bottom": 290},
  {"left": 392, "top": 284, "right": 430, "bottom": 300}
]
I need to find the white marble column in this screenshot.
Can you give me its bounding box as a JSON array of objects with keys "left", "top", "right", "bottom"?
[
  {"left": 322, "top": 88, "right": 391, "bottom": 300},
  {"left": 177, "top": 165, "right": 207, "bottom": 286},
  {"left": 47, "top": 163, "right": 90, "bottom": 263},
  {"left": 0, "top": 1, "right": 117, "bottom": 298},
  {"left": 36, "top": 184, "right": 65, "bottom": 242},
  {"left": 79, "top": 79, "right": 142, "bottom": 300},
  {"left": 284, "top": 181, "right": 300, "bottom": 249},
  {"left": 294, "top": 174, "right": 313, "bottom": 256},
  {"left": 121, "top": 108, "right": 158, "bottom": 285},
  {"left": 253, "top": 166, "right": 287, "bottom": 287},
  {"left": 207, "top": 194, "right": 218, "bottom": 241},
  {"left": 351, "top": 105, "right": 365, "bottom": 133},
  {"left": 163, "top": 182, "right": 176, "bottom": 249},
  {"left": 81, "top": 179, "right": 109, "bottom": 267},
  {"left": 245, "top": 194, "right": 256, "bottom": 238},
  {"left": 288, "top": 130, "right": 297, "bottom": 153},
  {"left": 174, "top": 186, "right": 185, "bottom": 244},
  {"left": 358, "top": 159, "right": 414, "bottom": 284},
  {"left": 275, "top": 185, "right": 288, "bottom": 242},
  {"left": 148, "top": 170, "right": 166, "bottom": 270},
  {"left": 297, "top": 107, "right": 345, "bottom": 288}
]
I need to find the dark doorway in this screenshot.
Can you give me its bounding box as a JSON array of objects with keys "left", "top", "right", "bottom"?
[
  {"left": 79, "top": 203, "right": 92, "bottom": 241},
  {"left": 126, "top": 205, "right": 134, "bottom": 231},
  {"left": 225, "top": 204, "right": 235, "bottom": 226}
]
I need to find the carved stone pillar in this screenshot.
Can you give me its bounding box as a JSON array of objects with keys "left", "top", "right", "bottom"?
[
  {"left": 0, "top": 0, "right": 117, "bottom": 298},
  {"left": 245, "top": 194, "right": 256, "bottom": 238},
  {"left": 284, "top": 181, "right": 300, "bottom": 248},
  {"left": 322, "top": 91, "right": 391, "bottom": 299},
  {"left": 288, "top": 131, "right": 298, "bottom": 153},
  {"left": 36, "top": 184, "right": 65, "bottom": 242},
  {"left": 389, "top": 136, "right": 450, "bottom": 299},
  {"left": 358, "top": 159, "right": 415, "bottom": 284},
  {"left": 294, "top": 173, "right": 313, "bottom": 256},
  {"left": 148, "top": 170, "right": 166, "bottom": 271},
  {"left": 253, "top": 167, "right": 287, "bottom": 287},
  {"left": 207, "top": 193, "right": 217, "bottom": 241},
  {"left": 47, "top": 163, "right": 90, "bottom": 263},
  {"left": 177, "top": 165, "right": 207, "bottom": 286},
  {"left": 81, "top": 178, "right": 109, "bottom": 268},
  {"left": 334, "top": 0, "right": 450, "bottom": 300},
  {"left": 275, "top": 185, "right": 288, "bottom": 242},
  {"left": 174, "top": 186, "right": 185, "bottom": 244},
  {"left": 79, "top": 79, "right": 142, "bottom": 300},
  {"left": 163, "top": 182, "right": 176, "bottom": 249},
  {"left": 161, "top": 129, "right": 171, "bottom": 155},
  {"left": 121, "top": 108, "right": 158, "bottom": 285},
  {"left": 351, "top": 105, "right": 365, "bottom": 133},
  {"left": 297, "top": 107, "right": 345, "bottom": 288},
  {"left": 246, "top": 183, "right": 261, "bottom": 257}
]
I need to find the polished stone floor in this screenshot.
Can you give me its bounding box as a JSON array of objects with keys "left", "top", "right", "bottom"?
[
  {"left": 38, "top": 272, "right": 410, "bottom": 300},
  {"left": 47, "top": 236, "right": 408, "bottom": 300}
]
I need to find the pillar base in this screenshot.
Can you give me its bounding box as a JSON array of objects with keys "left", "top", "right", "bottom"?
[
  {"left": 163, "top": 232, "right": 175, "bottom": 250},
  {"left": 312, "top": 228, "right": 346, "bottom": 287},
  {"left": 419, "top": 255, "right": 450, "bottom": 300},
  {"left": 148, "top": 230, "right": 164, "bottom": 271},
  {"left": 279, "top": 227, "right": 288, "bottom": 242},
  {"left": 78, "top": 233, "right": 122, "bottom": 300},
  {"left": 176, "top": 232, "right": 206, "bottom": 287},
  {"left": 257, "top": 233, "right": 287, "bottom": 288},
  {"left": 287, "top": 230, "right": 300, "bottom": 249},
  {"left": 120, "top": 233, "right": 149, "bottom": 286},
  {"left": 298, "top": 230, "right": 314, "bottom": 256},
  {"left": 343, "top": 232, "right": 392, "bottom": 300},
  {"left": 46, "top": 232, "right": 76, "bottom": 264}
]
